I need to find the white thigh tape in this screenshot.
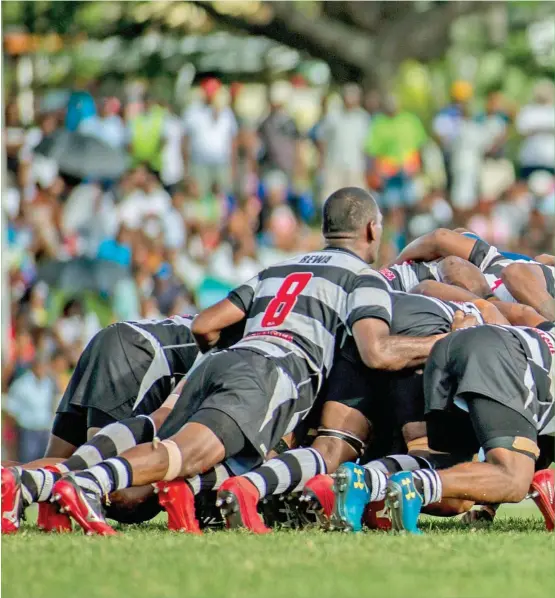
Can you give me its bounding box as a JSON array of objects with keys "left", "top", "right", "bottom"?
[{"left": 161, "top": 439, "right": 183, "bottom": 481}]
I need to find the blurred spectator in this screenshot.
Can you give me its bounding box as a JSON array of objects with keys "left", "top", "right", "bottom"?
[
  {"left": 160, "top": 102, "right": 185, "bottom": 195},
  {"left": 317, "top": 84, "right": 370, "bottom": 202},
  {"left": 182, "top": 78, "right": 238, "bottom": 197},
  {"left": 129, "top": 96, "right": 166, "bottom": 178},
  {"left": 365, "top": 94, "right": 427, "bottom": 212},
  {"left": 65, "top": 89, "right": 96, "bottom": 132},
  {"left": 22, "top": 282, "right": 50, "bottom": 329},
  {"left": 116, "top": 166, "right": 171, "bottom": 231},
  {"left": 62, "top": 181, "right": 118, "bottom": 257},
  {"left": 476, "top": 92, "right": 515, "bottom": 202},
  {"left": 5, "top": 352, "right": 56, "bottom": 462},
  {"left": 5, "top": 101, "right": 26, "bottom": 176},
  {"left": 259, "top": 205, "right": 302, "bottom": 267},
  {"left": 516, "top": 80, "right": 555, "bottom": 179},
  {"left": 363, "top": 89, "right": 381, "bottom": 118},
  {"left": 97, "top": 225, "right": 133, "bottom": 267},
  {"left": 54, "top": 298, "right": 100, "bottom": 366},
  {"left": 79, "top": 97, "right": 127, "bottom": 149},
  {"left": 257, "top": 81, "right": 301, "bottom": 184},
  {"left": 449, "top": 103, "right": 491, "bottom": 213},
  {"left": 163, "top": 186, "right": 188, "bottom": 251},
  {"left": 433, "top": 80, "right": 474, "bottom": 192}
]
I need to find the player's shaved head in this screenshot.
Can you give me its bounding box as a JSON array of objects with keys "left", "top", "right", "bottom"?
[{"left": 322, "top": 187, "right": 379, "bottom": 238}]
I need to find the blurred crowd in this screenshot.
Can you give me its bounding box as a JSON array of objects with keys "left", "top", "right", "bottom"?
[{"left": 3, "top": 76, "right": 554, "bottom": 461}]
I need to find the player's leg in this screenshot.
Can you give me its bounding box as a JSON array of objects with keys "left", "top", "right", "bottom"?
[
  {"left": 49, "top": 351, "right": 273, "bottom": 535},
  {"left": 387, "top": 399, "right": 537, "bottom": 534},
  {"left": 501, "top": 263, "right": 555, "bottom": 320},
  {"left": 218, "top": 351, "right": 372, "bottom": 532},
  {"left": 387, "top": 326, "right": 540, "bottom": 533}
]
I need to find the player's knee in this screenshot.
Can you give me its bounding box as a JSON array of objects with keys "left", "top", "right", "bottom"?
[
  {"left": 312, "top": 428, "right": 367, "bottom": 471},
  {"left": 504, "top": 474, "right": 530, "bottom": 503},
  {"left": 488, "top": 452, "right": 533, "bottom": 503}
]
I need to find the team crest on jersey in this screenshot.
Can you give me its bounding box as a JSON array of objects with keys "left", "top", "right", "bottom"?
[{"left": 379, "top": 268, "right": 397, "bottom": 281}]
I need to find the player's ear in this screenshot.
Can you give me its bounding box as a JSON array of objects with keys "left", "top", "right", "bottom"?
[{"left": 367, "top": 220, "right": 377, "bottom": 242}]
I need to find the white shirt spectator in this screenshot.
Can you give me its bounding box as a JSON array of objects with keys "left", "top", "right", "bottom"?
[
  {"left": 163, "top": 206, "right": 186, "bottom": 250},
  {"left": 516, "top": 104, "right": 555, "bottom": 168},
  {"left": 208, "top": 243, "right": 261, "bottom": 287},
  {"left": 6, "top": 370, "right": 55, "bottom": 431},
  {"left": 319, "top": 108, "right": 370, "bottom": 172},
  {"left": 117, "top": 187, "right": 171, "bottom": 230},
  {"left": 183, "top": 105, "right": 238, "bottom": 165},
  {"left": 161, "top": 113, "right": 184, "bottom": 187}
]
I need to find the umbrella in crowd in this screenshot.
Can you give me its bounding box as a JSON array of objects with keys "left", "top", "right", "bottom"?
[
  {"left": 36, "top": 258, "right": 130, "bottom": 295},
  {"left": 34, "top": 130, "right": 129, "bottom": 180}
]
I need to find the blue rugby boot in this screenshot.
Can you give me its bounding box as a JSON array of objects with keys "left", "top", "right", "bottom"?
[
  {"left": 329, "top": 463, "right": 370, "bottom": 532},
  {"left": 385, "top": 471, "right": 423, "bottom": 535}
]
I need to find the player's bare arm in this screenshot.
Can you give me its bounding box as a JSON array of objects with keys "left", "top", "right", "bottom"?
[
  {"left": 192, "top": 298, "right": 247, "bottom": 352},
  {"left": 391, "top": 228, "right": 477, "bottom": 265},
  {"left": 352, "top": 317, "right": 447, "bottom": 371},
  {"left": 492, "top": 301, "right": 547, "bottom": 328},
  {"left": 535, "top": 254, "right": 555, "bottom": 266}
]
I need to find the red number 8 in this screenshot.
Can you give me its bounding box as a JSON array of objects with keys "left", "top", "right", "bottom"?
[{"left": 261, "top": 272, "right": 313, "bottom": 327}]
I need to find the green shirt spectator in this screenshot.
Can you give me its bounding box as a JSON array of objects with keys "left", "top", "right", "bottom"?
[{"left": 365, "top": 102, "right": 427, "bottom": 179}]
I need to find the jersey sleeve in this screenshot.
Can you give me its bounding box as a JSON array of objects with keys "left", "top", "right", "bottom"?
[
  {"left": 346, "top": 270, "right": 393, "bottom": 331},
  {"left": 227, "top": 275, "right": 260, "bottom": 314},
  {"left": 468, "top": 238, "right": 502, "bottom": 272}
]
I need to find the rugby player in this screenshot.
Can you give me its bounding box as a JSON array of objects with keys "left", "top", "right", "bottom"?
[
  {"left": 215, "top": 292, "right": 499, "bottom": 532},
  {"left": 45, "top": 187, "right": 449, "bottom": 535},
  {"left": 393, "top": 228, "right": 555, "bottom": 319},
  {"left": 1, "top": 316, "right": 202, "bottom": 533},
  {"left": 1, "top": 317, "right": 250, "bottom": 534},
  {"left": 331, "top": 316, "right": 555, "bottom": 534}
]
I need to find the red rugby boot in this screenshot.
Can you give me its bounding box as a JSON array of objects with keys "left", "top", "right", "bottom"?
[
  {"left": 529, "top": 469, "right": 555, "bottom": 531},
  {"left": 1, "top": 468, "right": 23, "bottom": 535},
  {"left": 154, "top": 480, "right": 201, "bottom": 534},
  {"left": 362, "top": 499, "right": 392, "bottom": 531},
  {"left": 299, "top": 474, "right": 335, "bottom": 525},
  {"left": 37, "top": 467, "right": 72, "bottom": 533},
  {"left": 217, "top": 478, "right": 271, "bottom": 534},
  {"left": 51, "top": 476, "right": 116, "bottom": 536}
]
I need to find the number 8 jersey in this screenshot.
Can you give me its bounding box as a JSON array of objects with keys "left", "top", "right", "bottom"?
[{"left": 227, "top": 247, "right": 393, "bottom": 389}]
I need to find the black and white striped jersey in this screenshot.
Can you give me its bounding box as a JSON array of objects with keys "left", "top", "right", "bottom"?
[
  {"left": 119, "top": 315, "right": 199, "bottom": 378},
  {"left": 469, "top": 238, "right": 555, "bottom": 302},
  {"left": 379, "top": 261, "right": 440, "bottom": 292},
  {"left": 227, "top": 247, "right": 393, "bottom": 386},
  {"left": 502, "top": 323, "right": 555, "bottom": 436},
  {"left": 378, "top": 238, "right": 502, "bottom": 294},
  {"left": 389, "top": 292, "right": 483, "bottom": 337}
]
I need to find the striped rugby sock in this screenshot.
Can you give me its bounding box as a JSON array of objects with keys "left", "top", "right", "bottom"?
[
  {"left": 412, "top": 469, "right": 443, "bottom": 505},
  {"left": 243, "top": 448, "right": 326, "bottom": 500},
  {"left": 61, "top": 415, "right": 155, "bottom": 473},
  {"left": 185, "top": 463, "right": 233, "bottom": 495},
  {"left": 20, "top": 469, "right": 61, "bottom": 506},
  {"left": 363, "top": 454, "right": 435, "bottom": 503},
  {"left": 73, "top": 457, "right": 133, "bottom": 498}
]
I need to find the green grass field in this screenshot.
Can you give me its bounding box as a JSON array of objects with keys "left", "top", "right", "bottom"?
[{"left": 2, "top": 503, "right": 554, "bottom": 598}]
